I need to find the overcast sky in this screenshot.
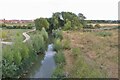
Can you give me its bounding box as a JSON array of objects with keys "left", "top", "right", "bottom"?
[{"left": 0, "top": 0, "right": 119, "bottom": 20}]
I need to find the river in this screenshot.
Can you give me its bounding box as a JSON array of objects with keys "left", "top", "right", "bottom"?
[{"left": 23, "top": 44, "right": 56, "bottom": 78}]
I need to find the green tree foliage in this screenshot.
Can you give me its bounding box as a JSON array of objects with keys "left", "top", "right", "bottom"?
[
  {"left": 52, "top": 29, "right": 63, "bottom": 40},
  {"left": 51, "top": 12, "right": 63, "bottom": 29},
  {"left": 78, "top": 13, "right": 86, "bottom": 20},
  {"left": 38, "top": 12, "right": 86, "bottom": 32},
  {"left": 34, "top": 18, "right": 49, "bottom": 30},
  {"left": 64, "top": 20, "right": 71, "bottom": 30},
  {"left": 61, "top": 12, "right": 84, "bottom": 29}
]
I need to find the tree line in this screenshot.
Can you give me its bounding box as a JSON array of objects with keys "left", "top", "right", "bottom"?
[{"left": 34, "top": 12, "right": 86, "bottom": 32}]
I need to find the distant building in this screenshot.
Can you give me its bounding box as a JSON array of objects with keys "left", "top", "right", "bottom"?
[{"left": 0, "top": 19, "right": 33, "bottom": 24}]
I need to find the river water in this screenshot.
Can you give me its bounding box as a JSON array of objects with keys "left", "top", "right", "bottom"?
[{"left": 24, "top": 44, "right": 56, "bottom": 78}]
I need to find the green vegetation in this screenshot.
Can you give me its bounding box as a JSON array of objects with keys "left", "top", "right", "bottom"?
[
  {"left": 2, "top": 11, "right": 118, "bottom": 78},
  {"left": 1, "top": 29, "right": 29, "bottom": 41},
  {"left": 53, "top": 39, "right": 62, "bottom": 52},
  {"left": 34, "top": 18, "right": 49, "bottom": 30},
  {"left": 96, "top": 31, "right": 112, "bottom": 37},
  {"left": 52, "top": 28, "right": 66, "bottom": 78},
  {"left": 62, "top": 38, "right": 71, "bottom": 50},
  {"left": 71, "top": 48, "right": 106, "bottom": 78},
  {"left": 1, "top": 23, "right": 34, "bottom": 29},
  {"left": 54, "top": 50, "right": 65, "bottom": 65},
  {"left": 72, "top": 48, "right": 80, "bottom": 58},
  {"left": 52, "top": 50, "right": 66, "bottom": 78},
  {"left": 2, "top": 28, "right": 48, "bottom": 78},
  {"left": 34, "top": 12, "right": 86, "bottom": 32}
]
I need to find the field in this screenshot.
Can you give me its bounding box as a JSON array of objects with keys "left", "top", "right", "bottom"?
[
  {"left": 0, "top": 29, "right": 31, "bottom": 42},
  {"left": 62, "top": 30, "right": 118, "bottom": 78}
]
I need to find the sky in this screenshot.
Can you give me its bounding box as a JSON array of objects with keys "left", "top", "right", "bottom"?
[{"left": 0, "top": 0, "right": 119, "bottom": 20}]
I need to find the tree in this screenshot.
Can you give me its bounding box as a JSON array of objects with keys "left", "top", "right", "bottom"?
[
  {"left": 34, "top": 18, "right": 49, "bottom": 30},
  {"left": 52, "top": 12, "right": 61, "bottom": 29},
  {"left": 78, "top": 13, "right": 86, "bottom": 20},
  {"left": 64, "top": 20, "right": 71, "bottom": 30}
]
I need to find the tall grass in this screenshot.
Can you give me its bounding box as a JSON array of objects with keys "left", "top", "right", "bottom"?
[
  {"left": 52, "top": 50, "right": 66, "bottom": 78},
  {"left": 71, "top": 47, "right": 107, "bottom": 78},
  {"left": 96, "top": 31, "right": 112, "bottom": 37}
]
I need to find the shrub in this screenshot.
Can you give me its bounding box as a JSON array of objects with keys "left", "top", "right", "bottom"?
[
  {"left": 2, "top": 60, "right": 18, "bottom": 78},
  {"left": 3, "top": 46, "right": 14, "bottom": 64},
  {"left": 52, "top": 65, "right": 65, "bottom": 78},
  {"left": 53, "top": 38, "right": 62, "bottom": 51},
  {"left": 96, "top": 32, "right": 112, "bottom": 37},
  {"left": 13, "top": 51, "right": 22, "bottom": 66},
  {"left": 20, "top": 43, "right": 29, "bottom": 60},
  {"left": 31, "top": 31, "right": 46, "bottom": 53},
  {"left": 2, "top": 29, "right": 49, "bottom": 78},
  {"left": 72, "top": 48, "right": 80, "bottom": 57},
  {"left": 41, "top": 27, "right": 48, "bottom": 41},
  {"left": 62, "top": 38, "right": 71, "bottom": 50},
  {"left": 52, "top": 29, "right": 63, "bottom": 40},
  {"left": 52, "top": 50, "right": 66, "bottom": 78},
  {"left": 54, "top": 50, "right": 65, "bottom": 65},
  {"left": 84, "top": 24, "right": 94, "bottom": 29}
]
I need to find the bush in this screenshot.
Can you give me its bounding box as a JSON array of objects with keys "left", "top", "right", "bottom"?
[
  {"left": 41, "top": 27, "right": 48, "bottom": 41},
  {"left": 3, "top": 46, "right": 14, "bottom": 64},
  {"left": 52, "top": 29, "right": 63, "bottom": 40},
  {"left": 53, "top": 38, "right": 62, "bottom": 51},
  {"left": 62, "top": 38, "right": 71, "bottom": 50},
  {"left": 2, "top": 28, "right": 49, "bottom": 78},
  {"left": 84, "top": 24, "right": 94, "bottom": 29},
  {"left": 54, "top": 50, "right": 65, "bottom": 65},
  {"left": 96, "top": 32, "right": 112, "bottom": 37},
  {"left": 52, "top": 65, "right": 65, "bottom": 78},
  {"left": 2, "top": 60, "right": 18, "bottom": 78},
  {"left": 20, "top": 43, "right": 29, "bottom": 60},
  {"left": 72, "top": 48, "right": 80, "bottom": 57},
  {"left": 52, "top": 50, "right": 66, "bottom": 78}
]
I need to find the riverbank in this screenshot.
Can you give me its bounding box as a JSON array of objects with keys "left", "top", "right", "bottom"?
[{"left": 62, "top": 29, "right": 118, "bottom": 78}]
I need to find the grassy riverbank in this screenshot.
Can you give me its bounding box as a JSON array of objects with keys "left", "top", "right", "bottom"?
[{"left": 62, "top": 29, "right": 118, "bottom": 78}]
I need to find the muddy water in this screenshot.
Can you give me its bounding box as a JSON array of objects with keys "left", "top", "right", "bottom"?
[{"left": 24, "top": 44, "right": 56, "bottom": 78}]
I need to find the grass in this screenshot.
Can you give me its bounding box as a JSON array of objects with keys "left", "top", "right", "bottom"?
[
  {"left": 96, "top": 31, "right": 112, "bottom": 37},
  {"left": 1, "top": 29, "right": 31, "bottom": 41},
  {"left": 52, "top": 50, "right": 66, "bottom": 78},
  {"left": 62, "top": 29, "right": 118, "bottom": 78},
  {"left": 54, "top": 50, "right": 66, "bottom": 65}
]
